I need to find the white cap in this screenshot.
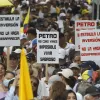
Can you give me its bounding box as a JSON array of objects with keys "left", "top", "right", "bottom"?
[
  {"left": 14, "top": 49, "right": 27, "bottom": 55},
  {"left": 59, "top": 13, "right": 66, "bottom": 17},
  {"left": 69, "top": 63, "right": 80, "bottom": 69},
  {"left": 48, "top": 75, "right": 62, "bottom": 84},
  {"left": 58, "top": 68, "right": 73, "bottom": 79},
  {"left": 59, "top": 49, "right": 66, "bottom": 59},
  {"left": 14, "top": 49, "right": 21, "bottom": 54},
  {"left": 20, "top": 34, "right": 27, "bottom": 40}
]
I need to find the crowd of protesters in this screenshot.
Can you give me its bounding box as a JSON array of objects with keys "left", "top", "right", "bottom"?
[{"left": 0, "top": 0, "right": 100, "bottom": 100}]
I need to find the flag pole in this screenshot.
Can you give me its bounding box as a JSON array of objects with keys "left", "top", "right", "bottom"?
[
  {"left": 7, "top": 46, "right": 10, "bottom": 70},
  {"left": 45, "top": 64, "right": 48, "bottom": 84}
]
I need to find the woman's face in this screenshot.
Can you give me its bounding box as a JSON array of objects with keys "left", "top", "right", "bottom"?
[
  {"left": 31, "top": 78, "right": 38, "bottom": 92},
  {"left": 67, "top": 93, "right": 76, "bottom": 100},
  {"left": 0, "top": 65, "right": 5, "bottom": 77}
]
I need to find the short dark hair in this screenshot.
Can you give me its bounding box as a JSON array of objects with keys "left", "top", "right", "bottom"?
[
  {"left": 64, "top": 90, "right": 77, "bottom": 100},
  {"left": 63, "top": 76, "right": 76, "bottom": 88},
  {"left": 27, "top": 27, "right": 37, "bottom": 36},
  {"left": 10, "top": 53, "right": 18, "bottom": 60}
]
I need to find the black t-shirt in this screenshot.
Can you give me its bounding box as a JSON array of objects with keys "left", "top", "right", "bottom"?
[{"left": 0, "top": 47, "right": 4, "bottom": 55}]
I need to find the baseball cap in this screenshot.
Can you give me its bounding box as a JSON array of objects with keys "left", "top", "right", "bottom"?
[
  {"left": 85, "top": 86, "right": 100, "bottom": 96},
  {"left": 82, "top": 9, "right": 89, "bottom": 15},
  {"left": 58, "top": 68, "right": 73, "bottom": 79},
  {"left": 69, "top": 63, "right": 80, "bottom": 69},
  {"left": 13, "top": 49, "right": 21, "bottom": 54},
  {"left": 59, "top": 13, "right": 66, "bottom": 17},
  {"left": 79, "top": 62, "right": 89, "bottom": 68},
  {"left": 13, "top": 49, "right": 27, "bottom": 55},
  {"left": 20, "top": 34, "right": 27, "bottom": 40},
  {"left": 59, "top": 48, "right": 66, "bottom": 59}
]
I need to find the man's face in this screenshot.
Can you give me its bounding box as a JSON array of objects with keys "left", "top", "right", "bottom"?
[
  {"left": 66, "top": 13, "right": 71, "bottom": 21},
  {"left": 85, "top": 95, "right": 95, "bottom": 100},
  {"left": 27, "top": 33, "right": 36, "bottom": 40},
  {"left": 74, "top": 56, "right": 81, "bottom": 64},
  {"left": 27, "top": 33, "right": 32, "bottom": 40},
  {"left": 59, "top": 36, "right": 65, "bottom": 46},
  {"left": 10, "top": 58, "right": 18, "bottom": 69},
  {"left": 71, "top": 68, "right": 80, "bottom": 77},
  {"left": 20, "top": 39, "right": 27, "bottom": 46}
]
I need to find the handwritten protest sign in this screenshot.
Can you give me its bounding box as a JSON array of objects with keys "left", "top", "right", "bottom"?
[
  {"left": 37, "top": 32, "right": 59, "bottom": 63},
  {"left": 0, "top": 15, "right": 20, "bottom": 46},
  {"left": 75, "top": 20, "right": 97, "bottom": 51},
  {"left": 80, "top": 30, "right": 100, "bottom": 61}
]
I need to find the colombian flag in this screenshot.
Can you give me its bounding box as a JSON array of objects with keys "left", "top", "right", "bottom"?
[
  {"left": 19, "top": 49, "right": 33, "bottom": 100},
  {"left": 23, "top": 7, "right": 30, "bottom": 33}
]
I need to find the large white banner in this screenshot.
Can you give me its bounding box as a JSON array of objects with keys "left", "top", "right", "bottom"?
[
  {"left": 80, "top": 30, "right": 100, "bottom": 61},
  {"left": 0, "top": 15, "right": 20, "bottom": 46},
  {"left": 37, "top": 32, "right": 59, "bottom": 64},
  {"left": 75, "top": 20, "right": 97, "bottom": 51}
]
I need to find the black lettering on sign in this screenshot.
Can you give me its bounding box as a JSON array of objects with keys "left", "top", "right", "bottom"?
[
  {"left": 0, "top": 32, "right": 4, "bottom": 35},
  {"left": 44, "top": 51, "right": 52, "bottom": 55},
  {"left": 15, "top": 17, "right": 19, "bottom": 21},
  {"left": 0, "top": 17, "right": 14, "bottom": 21},
  {"left": 0, "top": 23, "right": 18, "bottom": 27},
  {"left": 39, "top": 34, "right": 57, "bottom": 38},
  {"left": 38, "top": 40, "right": 42, "bottom": 43},
  {"left": 40, "top": 57, "right": 55, "bottom": 61},
  {"left": 43, "top": 40, "right": 49, "bottom": 43},
  {"left": 39, "top": 45, "right": 56, "bottom": 49},
  {"left": 0, "top": 37, "right": 19, "bottom": 40},
  {"left": 11, "top": 31, "right": 19, "bottom": 35},
  {"left": 5, "top": 32, "right": 9, "bottom": 35},
  {"left": 50, "top": 40, "right": 57, "bottom": 43}
]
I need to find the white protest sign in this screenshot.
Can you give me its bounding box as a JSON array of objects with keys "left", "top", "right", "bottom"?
[
  {"left": 75, "top": 20, "right": 97, "bottom": 51},
  {"left": 0, "top": 15, "right": 20, "bottom": 46},
  {"left": 80, "top": 30, "right": 100, "bottom": 61},
  {"left": 37, "top": 32, "right": 59, "bottom": 64}
]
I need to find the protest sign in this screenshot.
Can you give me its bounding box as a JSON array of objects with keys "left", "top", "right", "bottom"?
[
  {"left": 0, "top": 15, "right": 20, "bottom": 46},
  {"left": 80, "top": 30, "right": 100, "bottom": 61},
  {"left": 75, "top": 20, "right": 97, "bottom": 51},
  {"left": 37, "top": 32, "right": 59, "bottom": 64}
]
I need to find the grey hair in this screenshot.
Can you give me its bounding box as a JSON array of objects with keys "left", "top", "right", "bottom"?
[{"left": 77, "top": 81, "right": 92, "bottom": 96}]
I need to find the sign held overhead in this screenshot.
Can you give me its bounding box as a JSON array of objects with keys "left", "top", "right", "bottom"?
[
  {"left": 80, "top": 30, "right": 100, "bottom": 61},
  {"left": 0, "top": 15, "right": 20, "bottom": 46},
  {"left": 75, "top": 20, "right": 97, "bottom": 51},
  {"left": 37, "top": 32, "right": 59, "bottom": 64}
]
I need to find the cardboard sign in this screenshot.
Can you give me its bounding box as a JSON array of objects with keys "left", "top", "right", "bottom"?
[
  {"left": 37, "top": 32, "right": 59, "bottom": 64},
  {"left": 75, "top": 20, "right": 97, "bottom": 51},
  {"left": 0, "top": 15, "right": 20, "bottom": 46},
  {"left": 80, "top": 30, "right": 100, "bottom": 61}
]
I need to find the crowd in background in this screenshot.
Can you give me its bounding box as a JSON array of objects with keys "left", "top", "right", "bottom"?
[{"left": 0, "top": 0, "right": 100, "bottom": 100}]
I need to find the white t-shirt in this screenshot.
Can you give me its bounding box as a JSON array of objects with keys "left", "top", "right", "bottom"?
[
  {"left": 50, "top": 6, "right": 56, "bottom": 14},
  {"left": 37, "top": 78, "right": 49, "bottom": 100},
  {"left": 59, "top": 43, "right": 75, "bottom": 56}
]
